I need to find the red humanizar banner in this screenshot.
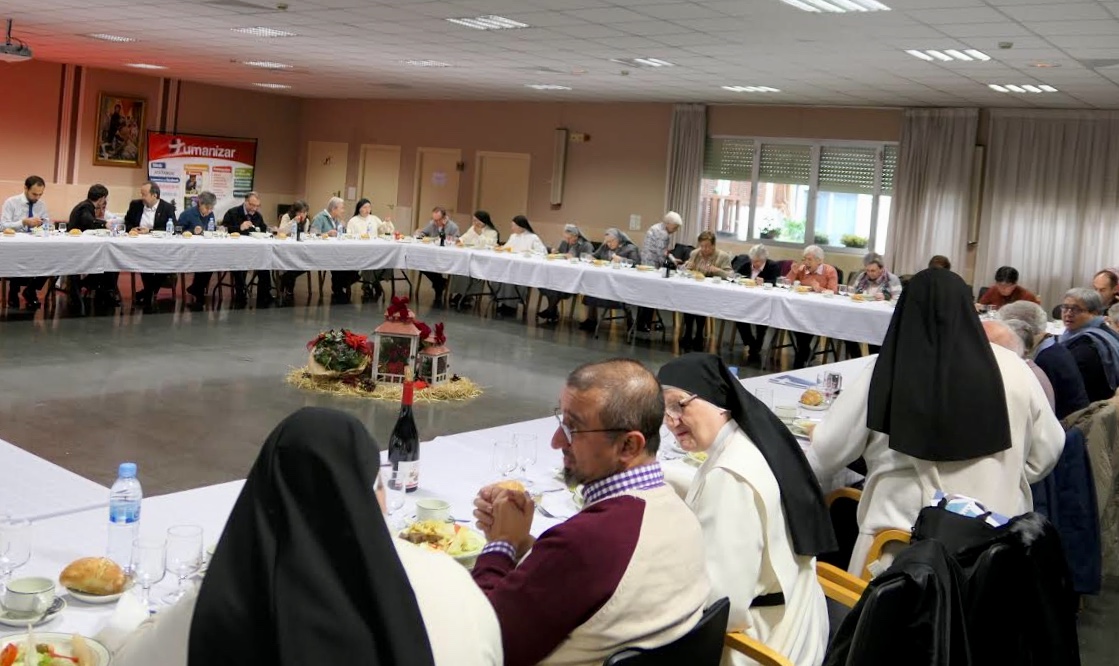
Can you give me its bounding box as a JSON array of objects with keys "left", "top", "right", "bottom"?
[{"left": 147, "top": 132, "right": 258, "bottom": 218}]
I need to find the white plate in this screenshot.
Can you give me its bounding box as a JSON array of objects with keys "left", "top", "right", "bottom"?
[
  {"left": 539, "top": 490, "right": 580, "bottom": 520},
  {"left": 0, "top": 632, "right": 111, "bottom": 666},
  {"left": 0, "top": 596, "right": 66, "bottom": 627},
  {"left": 799, "top": 403, "right": 830, "bottom": 411},
  {"left": 66, "top": 587, "right": 125, "bottom": 604}
]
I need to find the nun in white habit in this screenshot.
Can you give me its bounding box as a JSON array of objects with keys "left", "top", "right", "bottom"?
[{"left": 658, "top": 353, "right": 834, "bottom": 666}]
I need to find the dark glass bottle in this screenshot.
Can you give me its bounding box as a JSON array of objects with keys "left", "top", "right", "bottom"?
[{"left": 387, "top": 367, "right": 420, "bottom": 492}]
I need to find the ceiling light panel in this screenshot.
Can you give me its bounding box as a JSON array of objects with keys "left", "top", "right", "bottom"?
[
  {"left": 989, "top": 83, "right": 1059, "bottom": 93},
  {"left": 241, "top": 60, "right": 292, "bottom": 69},
  {"left": 610, "top": 57, "right": 675, "bottom": 68},
  {"left": 446, "top": 15, "right": 529, "bottom": 30},
  {"left": 86, "top": 33, "right": 136, "bottom": 42},
  {"left": 401, "top": 60, "right": 453, "bottom": 67},
  {"left": 779, "top": 0, "right": 890, "bottom": 13},
  {"left": 127, "top": 63, "right": 167, "bottom": 70},
  {"left": 906, "top": 48, "right": 991, "bottom": 62},
  {"left": 231, "top": 27, "right": 298, "bottom": 38},
  {"left": 525, "top": 84, "right": 572, "bottom": 90},
  {"left": 253, "top": 82, "right": 291, "bottom": 89},
  {"left": 722, "top": 86, "right": 781, "bottom": 92}
]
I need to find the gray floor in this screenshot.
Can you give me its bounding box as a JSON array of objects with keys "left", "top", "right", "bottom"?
[{"left": 0, "top": 277, "right": 1114, "bottom": 664}]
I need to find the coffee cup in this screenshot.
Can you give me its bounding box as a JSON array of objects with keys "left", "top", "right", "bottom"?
[
  {"left": 3, "top": 576, "right": 54, "bottom": 614},
  {"left": 415, "top": 499, "right": 451, "bottom": 523}
]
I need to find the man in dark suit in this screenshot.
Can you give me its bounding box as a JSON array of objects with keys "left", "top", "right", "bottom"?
[
  {"left": 67, "top": 183, "right": 119, "bottom": 306},
  {"left": 221, "top": 191, "right": 271, "bottom": 307},
  {"left": 124, "top": 181, "right": 177, "bottom": 307},
  {"left": 735, "top": 244, "right": 783, "bottom": 364}
]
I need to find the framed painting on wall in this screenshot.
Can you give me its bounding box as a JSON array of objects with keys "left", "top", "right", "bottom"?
[{"left": 93, "top": 93, "right": 146, "bottom": 167}]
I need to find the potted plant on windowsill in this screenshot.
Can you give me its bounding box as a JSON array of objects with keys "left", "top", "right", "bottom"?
[
  {"left": 814, "top": 232, "right": 829, "bottom": 245},
  {"left": 759, "top": 223, "right": 781, "bottom": 240},
  {"left": 841, "top": 234, "right": 868, "bottom": 249}
]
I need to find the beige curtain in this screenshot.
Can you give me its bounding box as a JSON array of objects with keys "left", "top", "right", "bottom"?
[
  {"left": 888, "top": 108, "right": 979, "bottom": 275},
  {"left": 977, "top": 110, "right": 1119, "bottom": 308},
  {"left": 665, "top": 103, "right": 707, "bottom": 239}
]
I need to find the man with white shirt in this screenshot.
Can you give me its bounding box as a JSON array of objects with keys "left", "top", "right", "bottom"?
[
  {"left": 124, "top": 181, "right": 177, "bottom": 307},
  {"left": 1, "top": 175, "right": 51, "bottom": 309}
]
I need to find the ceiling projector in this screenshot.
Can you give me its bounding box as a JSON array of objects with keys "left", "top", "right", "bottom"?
[{"left": 0, "top": 19, "right": 32, "bottom": 63}]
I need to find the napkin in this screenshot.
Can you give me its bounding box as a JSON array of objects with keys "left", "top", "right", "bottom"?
[
  {"left": 769, "top": 375, "right": 817, "bottom": 388},
  {"left": 94, "top": 592, "right": 150, "bottom": 652}
]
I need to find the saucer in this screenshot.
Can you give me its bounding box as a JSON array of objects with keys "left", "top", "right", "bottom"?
[{"left": 0, "top": 596, "right": 66, "bottom": 626}]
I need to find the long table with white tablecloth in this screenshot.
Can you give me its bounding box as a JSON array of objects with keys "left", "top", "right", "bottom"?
[
  {"left": 0, "top": 234, "right": 896, "bottom": 344},
  {"left": 0, "top": 356, "right": 873, "bottom": 640}
]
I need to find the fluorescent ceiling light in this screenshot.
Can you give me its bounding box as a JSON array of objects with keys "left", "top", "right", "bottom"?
[
  {"left": 611, "top": 57, "right": 675, "bottom": 68},
  {"left": 253, "top": 82, "right": 291, "bottom": 89},
  {"left": 231, "top": 27, "right": 298, "bottom": 38},
  {"left": 989, "top": 83, "right": 1058, "bottom": 93},
  {"left": 400, "top": 59, "right": 453, "bottom": 67},
  {"left": 86, "top": 33, "right": 136, "bottom": 42},
  {"left": 126, "top": 63, "right": 166, "bottom": 70},
  {"left": 778, "top": 0, "right": 889, "bottom": 12},
  {"left": 722, "top": 86, "right": 781, "bottom": 93},
  {"left": 526, "top": 84, "right": 572, "bottom": 90},
  {"left": 446, "top": 15, "right": 528, "bottom": 30},
  {"left": 907, "top": 48, "right": 990, "bottom": 62},
  {"left": 242, "top": 60, "right": 292, "bottom": 69}
]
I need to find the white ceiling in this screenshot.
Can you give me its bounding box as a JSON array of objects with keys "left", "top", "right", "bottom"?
[{"left": 5, "top": 0, "right": 1119, "bottom": 107}]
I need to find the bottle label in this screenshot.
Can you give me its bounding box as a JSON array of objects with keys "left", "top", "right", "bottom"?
[
  {"left": 397, "top": 460, "right": 419, "bottom": 491},
  {"left": 109, "top": 503, "right": 141, "bottom": 524}
]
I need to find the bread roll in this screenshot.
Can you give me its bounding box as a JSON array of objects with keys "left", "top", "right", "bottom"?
[
  {"left": 495, "top": 480, "right": 526, "bottom": 493},
  {"left": 2, "top": 228, "right": 15, "bottom": 235},
  {"left": 68, "top": 228, "right": 82, "bottom": 236},
  {"left": 60, "top": 557, "right": 127, "bottom": 595},
  {"left": 182, "top": 231, "right": 193, "bottom": 238},
  {"left": 230, "top": 232, "right": 241, "bottom": 238}
]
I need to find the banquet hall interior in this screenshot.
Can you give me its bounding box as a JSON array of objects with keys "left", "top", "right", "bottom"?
[{"left": 2, "top": 0, "right": 1119, "bottom": 663}]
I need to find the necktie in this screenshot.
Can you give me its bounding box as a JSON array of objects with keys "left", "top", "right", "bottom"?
[{"left": 28, "top": 201, "right": 34, "bottom": 219}]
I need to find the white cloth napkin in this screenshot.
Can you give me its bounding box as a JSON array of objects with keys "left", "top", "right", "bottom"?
[{"left": 95, "top": 592, "right": 150, "bottom": 652}]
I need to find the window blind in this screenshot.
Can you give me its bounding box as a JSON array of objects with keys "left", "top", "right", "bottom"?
[
  {"left": 881, "top": 144, "right": 898, "bottom": 194},
  {"left": 818, "top": 146, "right": 877, "bottom": 194},
  {"left": 758, "top": 144, "right": 811, "bottom": 185},
  {"left": 703, "top": 138, "right": 755, "bottom": 181}
]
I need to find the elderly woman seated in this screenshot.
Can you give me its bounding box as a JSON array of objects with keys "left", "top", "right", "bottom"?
[
  {"left": 998, "top": 300, "right": 1089, "bottom": 419},
  {"left": 784, "top": 245, "right": 839, "bottom": 368},
  {"left": 578, "top": 228, "right": 641, "bottom": 331},
  {"left": 976, "top": 266, "right": 1041, "bottom": 310},
  {"left": 735, "top": 244, "right": 782, "bottom": 364},
  {"left": 678, "top": 231, "right": 732, "bottom": 352},
  {"left": 844, "top": 253, "right": 902, "bottom": 358},
  {"left": 658, "top": 354, "right": 831, "bottom": 666},
  {"left": 537, "top": 224, "right": 594, "bottom": 324},
  {"left": 1059, "top": 287, "right": 1119, "bottom": 402}
]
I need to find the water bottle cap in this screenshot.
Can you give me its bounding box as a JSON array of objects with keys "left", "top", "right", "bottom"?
[{"left": 118, "top": 462, "right": 137, "bottom": 478}]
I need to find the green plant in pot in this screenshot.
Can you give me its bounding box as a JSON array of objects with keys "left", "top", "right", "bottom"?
[
  {"left": 841, "top": 234, "right": 868, "bottom": 248},
  {"left": 814, "top": 232, "right": 829, "bottom": 245}
]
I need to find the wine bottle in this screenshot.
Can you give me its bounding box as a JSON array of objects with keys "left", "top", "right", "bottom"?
[
  {"left": 663, "top": 252, "right": 674, "bottom": 278},
  {"left": 388, "top": 365, "right": 420, "bottom": 493}
]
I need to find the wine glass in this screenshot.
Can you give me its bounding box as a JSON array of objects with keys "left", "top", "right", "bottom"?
[
  {"left": 513, "top": 434, "right": 538, "bottom": 488},
  {"left": 162, "top": 525, "right": 203, "bottom": 605},
  {"left": 492, "top": 440, "right": 518, "bottom": 479},
  {"left": 131, "top": 539, "right": 165, "bottom": 613},
  {"left": 0, "top": 515, "right": 31, "bottom": 593}
]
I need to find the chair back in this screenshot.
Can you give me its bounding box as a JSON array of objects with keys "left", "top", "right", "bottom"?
[
  {"left": 816, "top": 562, "right": 867, "bottom": 646},
  {"left": 862, "top": 529, "right": 912, "bottom": 580},
  {"left": 731, "top": 254, "right": 752, "bottom": 274},
  {"left": 978, "top": 285, "right": 989, "bottom": 300},
  {"left": 819, "top": 488, "right": 862, "bottom": 571},
  {"left": 834, "top": 266, "right": 844, "bottom": 286},
  {"left": 776, "top": 259, "right": 794, "bottom": 277},
  {"left": 602, "top": 598, "right": 730, "bottom": 666},
  {"left": 670, "top": 243, "right": 694, "bottom": 263}
]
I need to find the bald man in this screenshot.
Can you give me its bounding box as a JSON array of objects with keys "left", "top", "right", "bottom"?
[{"left": 984, "top": 320, "right": 1056, "bottom": 413}]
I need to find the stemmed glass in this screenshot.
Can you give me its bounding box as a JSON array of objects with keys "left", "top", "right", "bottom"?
[
  {"left": 162, "top": 525, "right": 203, "bottom": 605},
  {"left": 131, "top": 539, "right": 165, "bottom": 613},
  {"left": 493, "top": 440, "right": 518, "bottom": 479},
  {"left": 385, "top": 469, "right": 407, "bottom": 529},
  {"left": 0, "top": 515, "right": 31, "bottom": 594},
  {"left": 513, "top": 434, "right": 538, "bottom": 488}
]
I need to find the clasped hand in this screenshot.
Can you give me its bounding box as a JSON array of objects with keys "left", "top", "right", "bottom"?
[{"left": 474, "top": 484, "right": 535, "bottom": 557}]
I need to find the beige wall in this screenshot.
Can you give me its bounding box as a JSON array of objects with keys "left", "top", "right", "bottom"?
[
  {"left": 708, "top": 105, "right": 903, "bottom": 142},
  {"left": 297, "top": 100, "right": 673, "bottom": 245},
  {"left": 0, "top": 65, "right": 298, "bottom": 221}
]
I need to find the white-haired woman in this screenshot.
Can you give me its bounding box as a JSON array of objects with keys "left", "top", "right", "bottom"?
[
  {"left": 784, "top": 246, "right": 838, "bottom": 368},
  {"left": 735, "top": 244, "right": 782, "bottom": 364}
]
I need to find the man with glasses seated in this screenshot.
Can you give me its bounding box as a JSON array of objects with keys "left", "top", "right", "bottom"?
[
  {"left": 1058, "top": 287, "right": 1119, "bottom": 402},
  {"left": 470, "top": 358, "right": 710, "bottom": 666}
]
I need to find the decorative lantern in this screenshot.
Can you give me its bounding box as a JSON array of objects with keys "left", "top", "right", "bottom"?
[
  {"left": 372, "top": 297, "right": 421, "bottom": 384},
  {"left": 416, "top": 323, "right": 452, "bottom": 385}
]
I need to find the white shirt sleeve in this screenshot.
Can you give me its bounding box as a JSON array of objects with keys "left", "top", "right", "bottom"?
[
  {"left": 1023, "top": 367, "right": 1066, "bottom": 483},
  {"left": 806, "top": 366, "right": 874, "bottom": 481},
  {"left": 692, "top": 467, "right": 765, "bottom": 633},
  {"left": 1, "top": 196, "right": 25, "bottom": 230}
]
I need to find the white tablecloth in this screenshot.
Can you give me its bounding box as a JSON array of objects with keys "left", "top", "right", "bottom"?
[
  {"left": 0, "top": 438, "right": 108, "bottom": 521},
  {"left": 0, "top": 235, "right": 897, "bottom": 343}
]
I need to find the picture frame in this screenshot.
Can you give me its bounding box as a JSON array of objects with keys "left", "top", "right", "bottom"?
[{"left": 93, "top": 93, "right": 146, "bottom": 168}]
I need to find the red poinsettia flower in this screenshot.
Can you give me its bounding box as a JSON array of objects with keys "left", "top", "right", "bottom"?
[
  {"left": 306, "top": 333, "right": 326, "bottom": 351},
  {"left": 415, "top": 321, "right": 431, "bottom": 343},
  {"left": 433, "top": 323, "right": 446, "bottom": 346}
]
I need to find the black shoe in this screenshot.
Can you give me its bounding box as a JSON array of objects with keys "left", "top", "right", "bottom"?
[
  {"left": 432, "top": 292, "right": 445, "bottom": 308},
  {"left": 578, "top": 319, "right": 597, "bottom": 331},
  {"left": 636, "top": 324, "right": 652, "bottom": 334},
  {"left": 21, "top": 288, "right": 40, "bottom": 309},
  {"left": 678, "top": 338, "right": 692, "bottom": 353},
  {"left": 496, "top": 305, "right": 518, "bottom": 317},
  {"left": 134, "top": 290, "right": 152, "bottom": 307},
  {"left": 186, "top": 284, "right": 207, "bottom": 301},
  {"left": 449, "top": 294, "right": 463, "bottom": 308}
]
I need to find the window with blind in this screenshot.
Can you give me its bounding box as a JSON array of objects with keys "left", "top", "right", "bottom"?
[{"left": 698, "top": 137, "right": 897, "bottom": 252}]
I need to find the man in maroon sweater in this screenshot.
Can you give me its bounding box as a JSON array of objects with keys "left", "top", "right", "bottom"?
[{"left": 471, "top": 358, "right": 710, "bottom": 666}]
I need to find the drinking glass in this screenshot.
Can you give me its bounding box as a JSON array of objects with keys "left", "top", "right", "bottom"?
[
  {"left": 131, "top": 539, "right": 165, "bottom": 612},
  {"left": 838, "top": 284, "right": 848, "bottom": 297},
  {"left": 492, "top": 441, "right": 518, "bottom": 479},
  {"left": 754, "top": 388, "right": 774, "bottom": 411},
  {"left": 174, "top": 225, "right": 183, "bottom": 235},
  {"left": 385, "top": 469, "right": 406, "bottom": 527},
  {"left": 513, "top": 434, "right": 538, "bottom": 487},
  {"left": 162, "top": 525, "right": 203, "bottom": 605},
  {"left": 58, "top": 222, "right": 67, "bottom": 234},
  {"left": 0, "top": 515, "right": 31, "bottom": 592}
]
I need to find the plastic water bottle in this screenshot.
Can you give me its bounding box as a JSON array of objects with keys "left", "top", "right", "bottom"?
[
  {"left": 107, "top": 463, "right": 142, "bottom": 571},
  {"left": 166, "top": 218, "right": 174, "bottom": 235},
  {"left": 41, "top": 214, "right": 52, "bottom": 235},
  {"left": 207, "top": 218, "right": 216, "bottom": 234}
]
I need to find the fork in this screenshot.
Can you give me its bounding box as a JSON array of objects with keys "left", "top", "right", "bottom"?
[{"left": 535, "top": 503, "right": 559, "bottom": 519}]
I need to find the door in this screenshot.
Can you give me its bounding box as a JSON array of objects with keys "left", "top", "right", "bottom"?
[
  {"left": 413, "top": 147, "right": 461, "bottom": 231},
  {"left": 474, "top": 152, "right": 531, "bottom": 231},
  {"left": 358, "top": 144, "right": 401, "bottom": 222},
  {"left": 304, "top": 141, "right": 348, "bottom": 214}
]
